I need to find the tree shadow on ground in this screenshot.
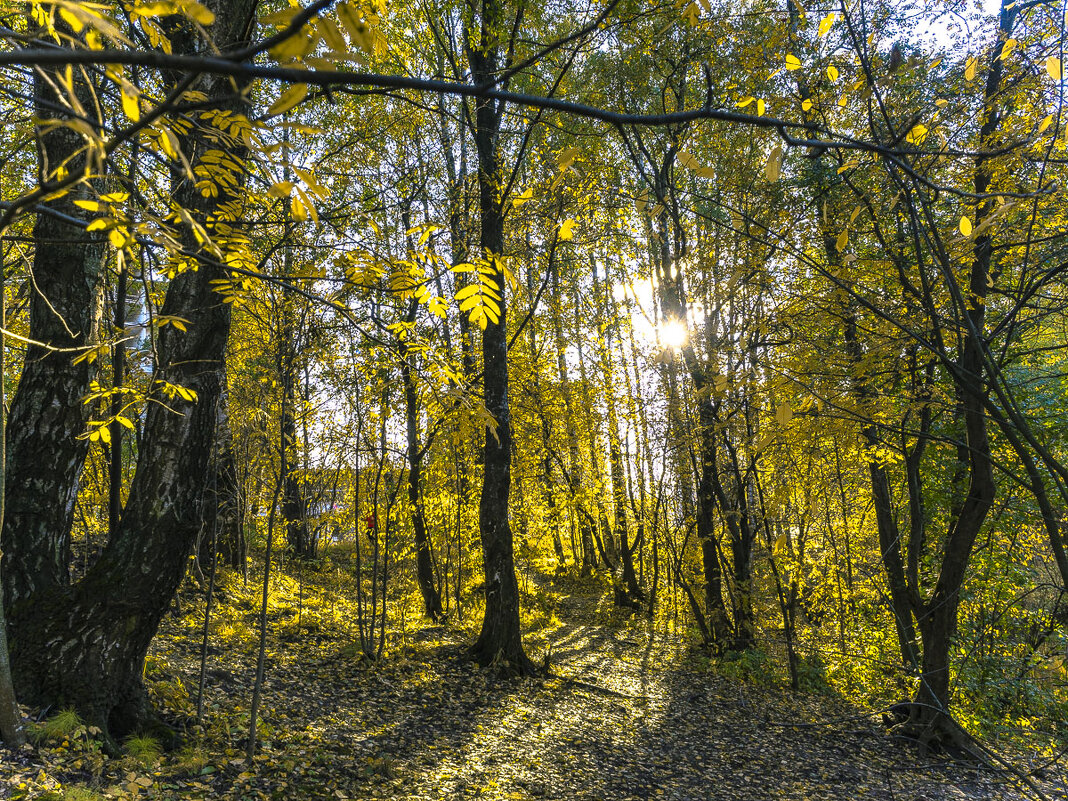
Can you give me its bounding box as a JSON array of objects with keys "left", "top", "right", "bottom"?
[{"left": 374, "top": 575, "right": 1052, "bottom": 801}]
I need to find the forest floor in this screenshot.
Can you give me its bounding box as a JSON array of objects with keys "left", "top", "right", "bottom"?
[{"left": 2, "top": 560, "right": 1066, "bottom": 801}]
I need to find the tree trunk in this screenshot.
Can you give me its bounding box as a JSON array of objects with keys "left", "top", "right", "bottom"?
[
  {"left": 8, "top": 0, "right": 256, "bottom": 738},
  {"left": 466, "top": 5, "right": 532, "bottom": 674},
  {"left": 0, "top": 258, "right": 25, "bottom": 746},
  {"left": 2, "top": 59, "right": 105, "bottom": 613},
  {"left": 201, "top": 380, "right": 246, "bottom": 572},
  {"left": 401, "top": 325, "right": 443, "bottom": 620},
  {"left": 11, "top": 257, "right": 233, "bottom": 740}
]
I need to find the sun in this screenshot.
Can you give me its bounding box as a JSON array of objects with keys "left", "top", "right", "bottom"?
[{"left": 659, "top": 319, "right": 688, "bottom": 351}]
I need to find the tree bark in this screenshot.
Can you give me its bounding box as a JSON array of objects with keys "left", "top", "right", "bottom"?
[
  {"left": 201, "top": 380, "right": 246, "bottom": 572},
  {"left": 466, "top": 2, "right": 533, "bottom": 674},
  {"left": 7, "top": 0, "right": 257, "bottom": 738},
  {"left": 2, "top": 57, "right": 105, "bottom": 613},
  {"left": 401, "top": 316, "right": 443, "bottom": 620}
]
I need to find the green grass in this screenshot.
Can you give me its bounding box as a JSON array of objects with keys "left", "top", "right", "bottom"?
[
  {"left": 123, "top": 734, "right": 162, "bottom": 764},
  {"left": 31, "top": 708, "right": 83, "bottom": 745}
]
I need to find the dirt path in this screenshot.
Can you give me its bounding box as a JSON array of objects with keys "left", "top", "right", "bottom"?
[
  {"left": 197, "top": 576, "right": 1059, "bottom": 801},
  {"left": 101, "top": 571, "right": 1059, "bottom": 801}
]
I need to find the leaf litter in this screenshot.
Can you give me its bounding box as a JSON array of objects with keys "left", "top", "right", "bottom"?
[{"left": 1, "top": 565, "right": 1064, "bottom": 800}]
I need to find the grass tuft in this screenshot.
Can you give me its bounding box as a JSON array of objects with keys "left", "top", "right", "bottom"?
[
  {"left": 123, "top": 734, "right": 162, "bottom": 764},
  {"left": 31, "top": 707, "right": 84, "bottom": 744}
]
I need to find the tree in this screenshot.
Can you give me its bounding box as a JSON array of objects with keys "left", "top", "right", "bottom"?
[{"left": 3, "top": 0, "right": 258, "bottom": 741}]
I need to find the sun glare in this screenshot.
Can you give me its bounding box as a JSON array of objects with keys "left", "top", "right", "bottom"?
[{"left": 659, "top": 320, "right": 688, "bottom": 351}]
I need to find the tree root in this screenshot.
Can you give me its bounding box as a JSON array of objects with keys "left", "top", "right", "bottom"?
[{"left": 882, "top": 702, "right": 1053, "bottom": 800}]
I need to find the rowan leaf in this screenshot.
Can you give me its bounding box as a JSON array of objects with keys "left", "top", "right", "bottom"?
[
  {"left": 121, "top": 84, "right": 140, "bottom": 122},
  {"left": 818, "top": 11, "right": 835, "bottom": 36},
  {"left": 266, "top": 84, "right": 308, "bottom": 117},
  {"left": 905, "top": 124, "right": 928, "bottom": 145},
  {"left": 765, "top": 145, "right": 783, "bottom": 182}
]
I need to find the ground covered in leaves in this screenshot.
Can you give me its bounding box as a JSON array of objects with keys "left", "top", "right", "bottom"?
[{"left": 2, "top": 561, "right": 1065, "bottom": 800}]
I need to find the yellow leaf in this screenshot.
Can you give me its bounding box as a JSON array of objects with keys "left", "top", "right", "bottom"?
[
  {"left": 182, "top": 0, "right": 215, "bottom": 25},
  {"left": 959, "top": 215, "right": 972, "bottom": 236},
  {"left": 266, "top": 84, "right": 308, "bottom": 117},
  {"left": 74, "top": 199, "right": 100, "bottom": 211},
  {"left": 296, "top": 187, "right": 318, "bottom": 223},
  {"left": 131, "top": 1, "right": 179, "bottom": 19},
  {"left": 158, "top": 127, "right": 179, "bottom": 158},
  {"left": 736, "top": 96, "right": 755, "bottom": 108},
  {"left": 756, "top": 98, "right": 766, "bottom": 116},
  {"left": 1000, "top": 38, "right": 1016, "bottom": 60},
  {"left": 556, "top": 146, "right": 580, "bottom": 171},
  {"left": 818, "top": 11, "right": 835, "bottom": 36},
  {"left": 558, "top": 219, "right": 576, "bottom": 241},
  {"left": 1039, "top": 114, "right": 1054, "bottom": 133},
  {"left": 775, "top": 402, "right": 793, "bottom": 425},
  {"left": 765, "top": 144, "right": 782, "bottom": 182},
  {"left": 801, "top": 98, "right": 813, "bottom": 112},
  {"left": 935, "top": 98, "right": 948, "bottom": 107},
  {"left": 784, "top": 54, "right": 802, "bottom": 71},
  {"left": 773, "top": 531, "right": 788, "bottom": 553},
  {"left": 291, "top": 193, "right": 307, "bottom": 221},
  {"left": 317, "top": 17, "right": 347, "bottom": 52},
  {"left": 270, "top": 27, "right": 315, "bottom": 61},
  {"left": 964, "top": 56, "right": 977, "bottom": 81},
  {"left": 58, "top": 7, "right": 85, "bottom": 32},
  {"left": 827, "top": 64, "right": 839, "bottom": 82},
  {"left": 677, "top": 150, "right": 700, "bottom": 170},
  {"left": 512, "top": 187, "right": 533, "bottom": 208},
  {"left": 1046, "top": 56, "right": 1062, "bottom": 80},
  {"left": 336, "top": 2, "right": 370, "bottom": 49},
  {"left": 121, "top": 85, "right": 140, "bottom": 122},
  {"left": 836, "top": 229, "right": 848, "bottom": 251},
  {"left": 905, "top": 124, "right": 928, "bottom": 145},
  {"left": 268, "top": 181, "right": 294, "bottom": 198}
]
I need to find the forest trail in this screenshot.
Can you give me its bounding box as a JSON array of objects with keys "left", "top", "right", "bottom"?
[
  {"left": 177, "top": 571, "right": 1056, "bottom": 801},
  {"left": 8, "top": 569, "right": 1061, "bottom": 800}
]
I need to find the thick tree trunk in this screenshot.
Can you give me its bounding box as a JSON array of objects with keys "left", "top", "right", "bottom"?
[
  {"left": 0, "top": 266, "right": 25, "bottom": 746},
  {"left": 2, "top": 63, "right": 105, "bottom": 613},
  {"left": 11, "top": 258, "right": 232, "bottom": 740},
  {"left": 8, "top": 0, "right": 256, "bottom": 737}
]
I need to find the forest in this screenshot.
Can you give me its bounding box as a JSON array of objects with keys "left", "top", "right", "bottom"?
[{"left": 0, "top": 0, "right": 1067, "bottom": 797}]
